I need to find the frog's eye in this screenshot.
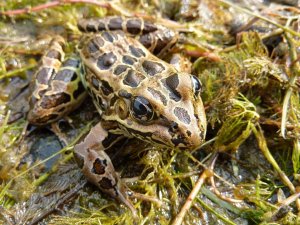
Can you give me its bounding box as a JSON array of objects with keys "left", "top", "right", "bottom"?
[
  {"left": 191, "top": 75, "right": 202, "bottom": 97},
  {"left": 131, "top": 96, "right": 154, "bottom": 122}
]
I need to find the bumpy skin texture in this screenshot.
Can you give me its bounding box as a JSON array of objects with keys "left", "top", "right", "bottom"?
[{"left": 28, "top": 16, "right": 207, "bottom": 215}]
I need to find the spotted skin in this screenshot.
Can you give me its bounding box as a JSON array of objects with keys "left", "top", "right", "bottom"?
[
  {"left": 28, "top": 37, "right": 87, "bottom": 125},
  {"left": 78, "top": 16, "right": 178, "bottom": 57},
  {"left": 27, "top": 17, "right": 207, "bottom": 215}
]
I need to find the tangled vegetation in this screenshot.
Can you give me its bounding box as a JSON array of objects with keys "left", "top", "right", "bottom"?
[{"left": 0, "top": 0, "right": 300, "bottom": 224}]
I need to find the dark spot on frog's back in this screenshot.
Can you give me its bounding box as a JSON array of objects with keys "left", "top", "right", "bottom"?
[
  {"left": 62, "top": 58, "right": 81, "bottom": 68},
  {"left": 97, "top": 22, "right": 106, "bottom": 31},
  {"left": 101, "top": 80, "right": 113, "bottom": 96},
  {"left": 165, "top": 73, "right": 179, "bottom": 89},
  {"left": 126, "top": 18, "right": 142, "bottom": 34},
  {"left": 123, "top": 69, "right": 145, "bottom": 87},
  {"left": 108, "top": 17, "right": 123, "bottom": 30},
  {"left": 143, "top": 22, "right": 158, "bottom": 33},
  {"left": 118, "top": 89, "right": 132, "bottom": 98},
  {"left": 46, "top": 49, "right": 62, "bottom": 61},
  {"left": 87, "top": 40, "right": 100, "bottom": 53},
  {"left": 91, "top": 158, "right": 107, "bottom": 175},
  {"left": 129, "top": 45, "right": 146, "bottom": 58},
  {"left": 162, "top": 74, "right": 182, "bottom": 102},
  {"left": 40, "top": 93, "right": 71, "bottom": 109},
  {"left": 87, "top": 36, "right": 105, "bottom": 54},
  {"left": 139, "top": 34, "right": 152, "bottom": 49},
  {"left": 101, "top": 31, "right": 114, "bottom": 42},
  {"left": 97, "top": 52, "right": 117, "bottom": 70},
  {"left": 86, "top": 24, "right": 97, "bottom": 32},
  {"left": 153, "top": 38, "right": 169, "bottom": 55},
  {"left": 113, "top": 65, "right": 130, "bottom": 76},
  {"left": 55, "top": 69, "right": 77, "bottom": 82},
  {"left": 122, "top": 55, "right": 137, "bottom": 65},
  {"left": 77, "top": 22, "right": 85, "bottom": 32},
  {"left": 36, "top": 67, "right": 55, "bottom": 84},
  {"left": 142, "top": 60, "right": 165, "bottom": 76},
  {"left": 91, "top": 76, "right": 100, "bottom": 90},
  {"left": 99, "top": 177, "right": 114, "bottom": 189}
]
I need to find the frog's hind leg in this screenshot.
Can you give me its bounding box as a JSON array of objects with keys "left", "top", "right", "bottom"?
[
  {"left": 78, "top": 16, "right": 158, "bottom": 35},
  {"left": 77, "top": 16, "right": 179, "bottom": 57},
  {"left": 27, "top": 36, "right": 87, "bottom": 126},
  {"left": 74, "top": 121, "right": 137, "bottom": 217}
]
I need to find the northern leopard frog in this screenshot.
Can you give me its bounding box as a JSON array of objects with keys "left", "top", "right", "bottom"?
[{"left": 27, "top": 16, "right": 207, "bottom": 215}]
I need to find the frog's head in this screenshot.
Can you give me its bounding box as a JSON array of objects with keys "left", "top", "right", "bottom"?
[{"left": 108, "top": 72, "right": 207, "bottom": 150}]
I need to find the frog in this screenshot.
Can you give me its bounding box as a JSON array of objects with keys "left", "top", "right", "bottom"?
[{"left": 26, "top": 16, "right": 207, "bottom": 215}]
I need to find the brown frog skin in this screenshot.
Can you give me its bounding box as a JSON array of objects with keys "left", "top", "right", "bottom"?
[{"left": 27, "top": 16, "right": 207, "bottom": 216}]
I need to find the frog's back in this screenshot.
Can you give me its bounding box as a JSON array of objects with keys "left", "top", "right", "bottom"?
[{"left": 77, "top": 31, "right": 176, "bottom": 112}]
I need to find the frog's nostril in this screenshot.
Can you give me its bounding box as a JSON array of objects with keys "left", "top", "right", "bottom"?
[
  {"left": 170, "top": 121, "right": 178, "bottom": 130},
  {"left": 186, "top": 130, "right": 192, "bottom": 137}
]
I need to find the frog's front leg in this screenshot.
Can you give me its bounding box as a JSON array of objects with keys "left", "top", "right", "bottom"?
[{"left": 73, "top": 121, "right": 137, "bottom": 216}]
